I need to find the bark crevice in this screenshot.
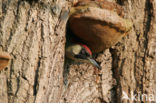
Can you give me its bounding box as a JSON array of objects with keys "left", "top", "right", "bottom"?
[{"left": 33, "top": 58, "right": 41, "bottom": 96}]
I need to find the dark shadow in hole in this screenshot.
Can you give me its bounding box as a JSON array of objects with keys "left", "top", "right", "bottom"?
[
  {"left": 22, "top": 0, "right": 39, "bottom": 5},
  {"left": 63, "top": 20, "right": 90, "bottom": 86},
  {"left": 63, "top": 21, "right": 74, "bottom": 86},
  {"left": 66, "top": 21, "right": 86, "bottom": 45},
  {"left": 116, "top": 0, "right": 124, "bottom": 5},
  {"left": 63, "top": 18, "right": 102, "bottom": 85}
]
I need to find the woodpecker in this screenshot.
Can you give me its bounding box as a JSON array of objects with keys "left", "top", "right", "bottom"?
[
  {"left": 65, "top": 42, "right": 101, "bottom": 69},
  {"left": 0, "top": 51, "right": 11, "bottom": 70},
  {"left": 65, "top": 0, "right": 132, "bottom": 70}
]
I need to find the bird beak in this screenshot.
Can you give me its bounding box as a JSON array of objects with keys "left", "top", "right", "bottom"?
[{"left": 88, "top": 58, "right": 101, "bottom": 70}]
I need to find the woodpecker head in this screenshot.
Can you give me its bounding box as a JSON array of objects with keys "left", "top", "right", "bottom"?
[{"left": 65, "top": 43, "right": 101, "bottom": 69}]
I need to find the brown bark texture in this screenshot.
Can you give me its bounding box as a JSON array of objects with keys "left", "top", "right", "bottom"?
[{"left": 0, "top": 0, "right": 155, "bottom": 103}]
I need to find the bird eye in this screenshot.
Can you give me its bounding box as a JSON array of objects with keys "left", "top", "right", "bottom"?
[
  {"left": 80, "top": 48, "right": 90, "bottom": 57},
  {"left": 74, "top": 48, "right": 91, "bottom": 59},
  {"left": 74, "top": 54, "right": 87, "bottom": 59}
]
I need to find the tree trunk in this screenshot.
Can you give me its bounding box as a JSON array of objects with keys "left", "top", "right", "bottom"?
[{"left": 0, "top": 0, "right": 155, "bottom": 103}]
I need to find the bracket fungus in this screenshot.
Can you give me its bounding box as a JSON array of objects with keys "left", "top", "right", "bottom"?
[
  {"left": 0, "top": 52, "right": 11, "bottom": 70},
  {"left": 68, "top": 0, "right": 132, "bottom": 53}
]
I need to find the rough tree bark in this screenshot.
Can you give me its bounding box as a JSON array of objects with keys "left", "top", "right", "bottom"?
[{"left": 0, "top": 0, "right": 155, "bottom": 103}]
